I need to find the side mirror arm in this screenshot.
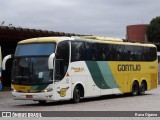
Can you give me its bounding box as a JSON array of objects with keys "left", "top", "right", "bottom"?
[
  {"left": 2, "top": 54, "right": 13, "bottom": 70},
  {"left": 48, "top": 53, "right": 55, "bottom": 69}
]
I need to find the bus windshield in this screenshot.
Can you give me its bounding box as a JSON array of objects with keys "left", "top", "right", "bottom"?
[{"left": 12, "top": 43, "right": 56, "bottom": 85}]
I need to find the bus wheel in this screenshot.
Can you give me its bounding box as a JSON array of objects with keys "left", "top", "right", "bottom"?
[
  {"left": 72, "top": 86, "right": 81, "bottom": 103},
  {"left": 139, "top": 82, "right": 146, "bottom": 95},
  {"left": 38, "top": 101, "right": 46, "bottom": 104},
  {"left": 132, "top": 81, "right": 139, "bottom": 96}
]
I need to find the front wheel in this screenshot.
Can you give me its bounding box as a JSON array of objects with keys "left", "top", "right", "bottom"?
[{"left": 72, "top": 86, "right": 81, "bottom": 103}]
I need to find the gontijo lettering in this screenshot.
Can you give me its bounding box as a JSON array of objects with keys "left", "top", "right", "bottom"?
[{"left": 118, "top": 64, "right": 141, "bottom": 71}]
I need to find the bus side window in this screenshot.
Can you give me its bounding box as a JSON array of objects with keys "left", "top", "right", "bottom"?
[
  {"left": 85, "top": 42, "right": 92, "bottom": 61},
  {"left": 55, "top": 41, "right": 70, "bottom": 81},
  {"left": 105, "top": 44, "right": 112, "bottom": 61},
  {"left": 149, "top": 47, "right": 157, "bottom": 61},
  {"left": 71, "top": 41, "right": 86, "bottom": 61}
]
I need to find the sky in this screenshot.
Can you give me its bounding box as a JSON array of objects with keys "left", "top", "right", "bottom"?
[{"left": 0, "top": 0, "right": 160, "bottom": 38}]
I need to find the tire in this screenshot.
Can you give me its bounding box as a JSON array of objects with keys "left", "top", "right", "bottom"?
[
  {"left": 38, "top": 101, "right": 46, "bottom": 104},
  {"left": 132, "top": 82, "right": 139, "bottom": 96},
  {"left": 72, "top": 86, "right": 81, "bottom": 103},
  {"left": 139, "top": 82, "right": 145, "bottom": 95}
]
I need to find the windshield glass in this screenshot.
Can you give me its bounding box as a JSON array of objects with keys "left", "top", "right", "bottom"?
[
  {"left": 12, "top": 43, "right": 56, "bottom": 85},
  {"left": 12, "top": 57, "right": 53, "bottom": 85},
  {"left": 15, "top": 43, "right": 56, "bottom": 56}
]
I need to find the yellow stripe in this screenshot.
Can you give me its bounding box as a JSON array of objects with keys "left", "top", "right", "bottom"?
[{"left": 13, "top": 85, "right": 31, "bottom": 92}]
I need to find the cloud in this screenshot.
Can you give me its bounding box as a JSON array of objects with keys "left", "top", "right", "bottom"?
[{"left": 0, "top": 0, "right": 160, "bottom": 38}]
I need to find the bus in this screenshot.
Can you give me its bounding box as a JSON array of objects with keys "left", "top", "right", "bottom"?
[
  {"left": 6, "top": 36, "right": 158, "bottom": 103},
  {"left": 0, "top": 47, "right": 2, "bottom": 91}
]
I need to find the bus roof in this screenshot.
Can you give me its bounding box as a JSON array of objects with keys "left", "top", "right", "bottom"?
[
  {"left": 81, "top": 36, "right": 123, "bottom": 42},
  {"left": 18, "top": 37, "right": 156, "bottom": 47},
  {"left": 18, "top": 37, "right": 72, "bottom": 44}
]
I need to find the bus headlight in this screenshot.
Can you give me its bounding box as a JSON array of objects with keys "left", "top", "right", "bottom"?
[
  {"left": 42, "top": 88, "right": 53, "bottom": 92},
  {"left": 13, "top": 89, "right": 17, "bottom": 92}
]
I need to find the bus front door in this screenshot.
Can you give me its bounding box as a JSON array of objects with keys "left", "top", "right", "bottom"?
[{"left": 53, "top": 59, "right": 71, "bottom": 100}]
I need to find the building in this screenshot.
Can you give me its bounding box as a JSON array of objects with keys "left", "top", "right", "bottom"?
[{"left": 126, "top": 24, "right": 148, "bottom": 42}]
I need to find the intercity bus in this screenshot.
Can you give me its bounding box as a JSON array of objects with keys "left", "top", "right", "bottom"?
[{"left": 7, "top": 36, "right": 158, "bottom": 103}]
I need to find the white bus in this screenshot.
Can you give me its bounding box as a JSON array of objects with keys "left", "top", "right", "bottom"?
[{"left": 6, "top": 36, "right": 158, "bottom": 104}]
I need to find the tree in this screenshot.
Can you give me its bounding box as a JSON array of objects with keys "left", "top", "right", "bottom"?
[{"left": 147, "top": 16, "right": 160, "bottom": 43}]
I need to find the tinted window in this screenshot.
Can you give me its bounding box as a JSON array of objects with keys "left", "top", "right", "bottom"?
[
  {"left": 71, "top": 41, "right": 157, "bottom": 62},
  {"left": 55, "top": 41, "right": 70, "bottom": 80},
  {"left": 56, "top": 41, "right": 69, "bottom": 60},
  {"left": 87, "top": 43, "right": 97, "bottom": 60},
  {"left": 71, "top": 41, "right": 86, "bottom": 61},
  {"left": 149, "top": 47, "right": 157, "bottom": 61}
]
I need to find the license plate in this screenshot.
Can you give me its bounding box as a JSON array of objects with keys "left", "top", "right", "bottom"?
[{"left": 26, "top": 95, "right": 33, "bottom": 98}]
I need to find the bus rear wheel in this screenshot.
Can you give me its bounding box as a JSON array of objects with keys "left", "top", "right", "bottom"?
[
  {"left": 132, "top": 81, "right": 139, "bottom": 96},
  {"left": 139, "top": 82, "right": 146, "bottom": 95},
  {"left": 72, "top": 86, "right": 81, "bottom": 103}
]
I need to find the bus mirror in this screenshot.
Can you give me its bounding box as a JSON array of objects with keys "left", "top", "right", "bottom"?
[
  {"left": 2, "top": 54, "right": 13, "bottom": 70},
  {"left": 48, "top": 53, "right": 55, "bottom": 69}
]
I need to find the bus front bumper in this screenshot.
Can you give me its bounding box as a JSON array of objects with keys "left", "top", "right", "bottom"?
[{"left": 12, "top": 91, "right": 54, "bottom": 101}]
